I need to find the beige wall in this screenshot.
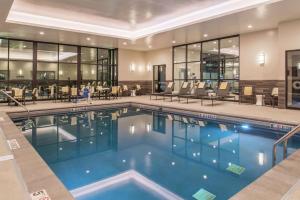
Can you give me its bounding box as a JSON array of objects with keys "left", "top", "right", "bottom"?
[
  {"left": 240, "top": 29, "right": 281, "bottom": 80},
  {"left": 118, "top": 49, "right": 149, "bottom": 81},
  {"left": 118, "top": 19, "right": 300, "bottom": 83},
  {"left": 118, "top": 48, "right": 172, "bottom": 81},
  {"left": 279, "top": 19, "right": 300, "bottom": 70},
  {"left": 145, "top": 48, "right": 173, "bottom": 81}
]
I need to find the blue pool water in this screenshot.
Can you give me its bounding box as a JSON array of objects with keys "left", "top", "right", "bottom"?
[{"left": 13, "top": 107, "right": 300, "bottom": 200}]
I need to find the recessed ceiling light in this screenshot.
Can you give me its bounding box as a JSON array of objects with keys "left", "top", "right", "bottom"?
[
  {"left": 172, "top": 40, "right": 176, "bottom": 44},
  {"left": 148, "top": 45, "right": 152, "bottom": 49},
  {"left": 122, "top": 42, "right": 127, "bottom": 45},
  {"left": 203, "top": 34, "right": 208, "bottom": 38},
  {"left": 213, "top": 41, "right": 217, "bottom": 44},
  {"left": 39, "top": 31, "right": 44, "bottom": 35},
  {"left": 248, "top": 24, "right": 253, "bottom": 29},
  {"left": 86, "top": 37, "right": 91, "bottom": 41},
  {"left": 23, "top": 45, "right": 27, "bottom": 48}
]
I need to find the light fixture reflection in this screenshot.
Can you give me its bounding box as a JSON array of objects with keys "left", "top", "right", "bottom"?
[
  {"left": 129, "top": 124, "right": 135, "bottom": 135},
  {"left": 130, "top": 63, "right": 136, "bottom": 72},
  {"left": 146, "top": 123, "right": 151, "bottom": 133},
  {"left": 258, "top": 152, "right": 264, "bottom": 166}
]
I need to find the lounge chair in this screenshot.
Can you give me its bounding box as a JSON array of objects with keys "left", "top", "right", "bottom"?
[
  {"left": 202, "top": 82, "right": 232, "bottom": 106},
  {"left": 150, "top": 82, "right": 174, "bottom": 100},
  {"left": 178, "top": 82, "right": 207, "bottom": 104},
  {"left": 163, "top": 82, "right": 191, "bottom": 102}
]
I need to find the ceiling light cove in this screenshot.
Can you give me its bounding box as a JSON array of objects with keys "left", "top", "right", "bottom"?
[{"left": 6, "top": 0, "right": 281, "bottom": 40}]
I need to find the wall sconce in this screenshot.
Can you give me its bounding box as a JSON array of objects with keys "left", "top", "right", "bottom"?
[
  {"left": 91, "top": 69, "right": 95, "bottom": 75},
  {"left": 147, "top": 63, "right": 152, "bottom": 72},
  {"left": 59, "top": 70, "right": 63, "bottom": 75},
  {"left": 257, "top": 52, "right": 265, "bottom": 66},
  {"left": 129, "top": 124, "right": 135, "bottom": 135},
  {"left": 18, "top": 69, "right": 23, "bottom": 75},
  {"left": 130, "top": 63, "right": 136, "bottom": 72},
  {"left": 146, "top": 123, "right": 151, "bottom": 133}
]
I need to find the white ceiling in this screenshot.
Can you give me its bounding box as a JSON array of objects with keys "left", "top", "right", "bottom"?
[{"left": 0, "top": 0, "right": 300, "bottom": 50}]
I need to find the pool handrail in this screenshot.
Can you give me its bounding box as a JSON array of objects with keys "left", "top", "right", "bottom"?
[
  {"left": 0, "top": 90, "right": 30, "bottom": 120},
  {"left": 272, "top": 124, "right": 300, "bottom": 166}
]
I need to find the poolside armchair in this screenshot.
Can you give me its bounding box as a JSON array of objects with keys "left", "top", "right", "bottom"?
[
  {"left": 164, "top": 82, "right": 191, "bottom": 102},
  {"left": 11, "top": 88, "right": 25, "bottom": 105},
  {"left": 150, "top": 82, "right": 174, "bottom": 100},
  {"left": 109, "top": 86, "right": 120, "bottom": 99},
  {"left": 48, "top": 84, "right": 56, "bottom": 101},
  {"left": 121, "top": 85, "right": 130, "bottom": 96},
  {"left": 136, "top": 84, "right": 142, "bottom": 95},
  {"left": 239, "top": 86, "right": 255, "bottom": 104},
  {"left": 264, "top": 87, "right": 279, "bottom": 107},
  {"left": 60, "top": 86, "right": 70, "bottom": 101},
  {"left": 70, "top": 87, "right": 78, "bottom": 99},
  {"left": 178, "top": 82, "right": 207, "bottom": 104},
  {"left": 89, "top": 86, "right": 98, "bottom": 99}
]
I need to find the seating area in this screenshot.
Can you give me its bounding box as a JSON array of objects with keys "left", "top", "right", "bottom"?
[
  {"left": 0, "top": 83, "right": 147, "bottom": 106},
  {"left": 150, "top": 81, "right": 279, "bottom": 107}
]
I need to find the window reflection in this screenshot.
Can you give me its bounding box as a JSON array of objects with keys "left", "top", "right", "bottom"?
[
  {"left": 0, "top": 39, "right": 8, "bottom": 60},
  {"left": 202, "top": 40, "right": 219, "bottom": 80},
  {"left": 174, "top": 46, "right": 186, "bottom": 63},
  {"left": 9, "top": 40, "right": 33, "bottom": 61},
  {"left": 59, "top": 45, "right": 77, "bottom": 63}
]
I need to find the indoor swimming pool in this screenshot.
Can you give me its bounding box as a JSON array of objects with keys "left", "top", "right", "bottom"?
[{"left": 12, "top": 107, "right": 300, "bottom": 200}]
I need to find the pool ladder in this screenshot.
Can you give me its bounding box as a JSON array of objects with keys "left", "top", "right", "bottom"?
[
  {"left": 0, "top": 90, "right": 33, "bottom": 129},
  {"left": 272, "top": 124, "right": 300, "bottom": 166}
]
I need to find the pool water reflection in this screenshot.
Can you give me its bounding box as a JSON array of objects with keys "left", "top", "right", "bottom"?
[{"left": 14, "top": 107, "right": 300, "bottom": 200}]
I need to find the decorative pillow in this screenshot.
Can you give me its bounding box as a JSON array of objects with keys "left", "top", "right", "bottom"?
[
  {"left": 272, "top": 88, "right": 279, "bottom": 96},
  {"left": 219, "top": 82, "right": 228, "bottom": 90},
  {"left": 182, "top": 82, "right": 188, "bottom": 89},
  {"left": 167, "top": 82, "right": 173, "bottom": 88},
  {"left": 244, "top": 86, "right": 253, "bottom": 96},
  {"left": 198, "top": 82, "right": 205, "bottom": 89}
]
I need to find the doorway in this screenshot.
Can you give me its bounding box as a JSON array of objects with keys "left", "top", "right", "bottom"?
[
  {"left": 286, "top": 50, "right": 300, "bottom": 109},
  {"left": 153, "top": 65, "right": 166, "bottom": 93}
]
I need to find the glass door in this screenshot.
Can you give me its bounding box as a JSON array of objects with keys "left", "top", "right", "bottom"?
[
  {"left": 153, "top": 65, "right": 166, "bottom": 93},
  {"left": 286, "top": 50, "right": 300, "bottom": 108}
]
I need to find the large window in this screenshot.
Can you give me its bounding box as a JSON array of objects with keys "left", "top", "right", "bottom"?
[
  {"left": 173, "top": 35, "right": 240, "bottom": 95},
  {"left": 81, "top": 47, "right": 97, "bottom": 84},
  {"left": 9, "top": 40, "right": 33, "bottom": 89},
  {"left": 0, "top": 37, "right": 118, "bottom": 101}
]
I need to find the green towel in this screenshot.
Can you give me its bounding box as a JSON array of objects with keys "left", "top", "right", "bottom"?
[
  {"left": 193, "top": 188, "right": 216, "bottom": 200},
  {"left": 227, "top": 164, "right": 245, "bottom": 175}
]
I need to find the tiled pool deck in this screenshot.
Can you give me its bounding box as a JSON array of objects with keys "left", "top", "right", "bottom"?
[{"left": 0, "top": 96, "right": 300, "bottom": 200}]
